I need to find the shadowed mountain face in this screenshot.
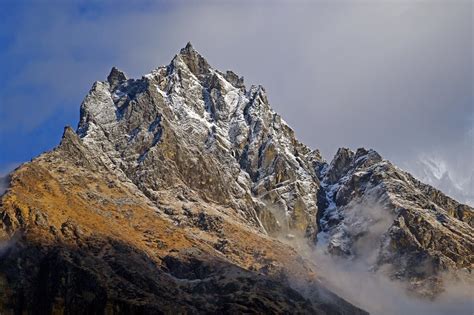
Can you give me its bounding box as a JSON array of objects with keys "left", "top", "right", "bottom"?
[
  {"left": 0, "top": 129, "right": 363, "bottom": 314},
  {"left": 0, "top": 43, "right": 472, "bottom": 313}
]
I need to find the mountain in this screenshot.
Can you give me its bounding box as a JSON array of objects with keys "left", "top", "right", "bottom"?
[
  {"left": 317, "top": 148, "right": 473, "bottom": 297},
  {"left": 0, "top": 43, "right": 472, "bottom": 313}
]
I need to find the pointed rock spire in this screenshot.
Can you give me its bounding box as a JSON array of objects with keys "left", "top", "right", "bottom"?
[
  {"left": 107, "top": 67, "right": 127, "bottom": 89},
  {"left": 176, "top": 42, "right": 211, "bottom": 77},
  {"left": 353, "top": 148, "right": 382, "bottom": 167},
  {"left": 184, "top": 41, "right": 194, "bottom": 51},
  {"left": 326, "top": 148, "right": 355, "bottom": 184},
  {"left": 59, "top": 126, "right": 82, "bottom": 150},
  {"left": 58, "top": 126, "right": 99, "bottom": 170},
  {"left": 224, "top": 70, "right": 245, "bottom": 91}
]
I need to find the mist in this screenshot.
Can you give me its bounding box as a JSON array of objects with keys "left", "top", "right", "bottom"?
[
  {"left": 311, "top": 247, "right": 473, "bottom": 315},
  {"left": 0, "top": 176, "right": 9, "bottom": 196},
  {"left": 0, "top": 232, "right": 20, "bottom": 259},
  {"left": 0, "top": 164, "right": 16, "bottom": 196},
  {"left": 278, "top": 199, "right": 474, "bottom": 315}
]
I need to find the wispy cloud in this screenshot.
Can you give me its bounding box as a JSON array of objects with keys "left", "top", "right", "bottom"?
[
  {"left": 281, "top": 199, "right": 474, "bottom": 315},
  {"left": 0, "top": 162, "right": 20, "bottom": 195}
]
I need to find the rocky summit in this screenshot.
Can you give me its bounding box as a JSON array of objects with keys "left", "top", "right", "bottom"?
[{"left": 0, "top": 43, "right": 472, "bottom": 314}]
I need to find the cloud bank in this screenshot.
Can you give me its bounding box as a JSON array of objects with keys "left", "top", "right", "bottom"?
[{"left": 281, "top": 200, "right": 474, "bottom": 315}]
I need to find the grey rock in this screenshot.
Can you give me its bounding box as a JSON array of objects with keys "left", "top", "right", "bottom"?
[
  {"left": 107, "top": 67, "right": 127, "bottom": 89},
  {"left": 76, "top": 44, "right": 323, "bottom": 238}
]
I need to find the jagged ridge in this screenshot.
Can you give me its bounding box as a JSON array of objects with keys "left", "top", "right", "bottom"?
[{"left": 76, "top": 42, "right": 324, "bottom": 239}]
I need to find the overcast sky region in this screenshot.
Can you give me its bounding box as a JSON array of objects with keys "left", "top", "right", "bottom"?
[{"left": 0, "top": 0, "right": 472, "bottom": 202}]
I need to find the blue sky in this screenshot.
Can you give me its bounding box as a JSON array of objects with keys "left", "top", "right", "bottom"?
[
  {"left": 0, "top": 0, "right": 472, "bottom": 202},
  {"left": 0, "top": 1, "right": 164, "bottom": 173}
]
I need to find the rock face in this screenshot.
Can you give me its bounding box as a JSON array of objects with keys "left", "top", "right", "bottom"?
[
  {"left": 0, "top": 43, "right": 472, "bottom": 312},
  {"left": 0, "top": 126, "right": 363, "bottom": 314},
  {"left": 76, "top": 43, "right": 322, "bottom": 238}
]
